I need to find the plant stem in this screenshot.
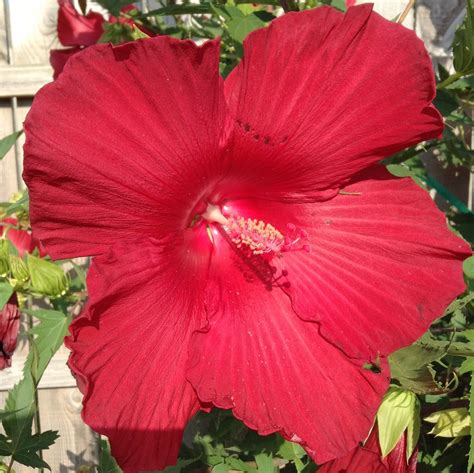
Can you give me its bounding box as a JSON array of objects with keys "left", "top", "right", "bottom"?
[
  {"left": 437, "top": 71, "right": 464, "bottom": 90},
  {"left": 397, "top": 0, "right": 415, "bottom": 24},
  {"left": 6, "top": 456, "right": 14, "bottom": 473}
]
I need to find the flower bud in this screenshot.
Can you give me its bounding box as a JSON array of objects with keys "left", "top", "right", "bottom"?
[
  {"left": 0, "top": 240, "right": 9, "bottom": 277},
  {"left": 27, "top": 255, "right": 69, "bottom": 298},
  {"left": 9, "top": 255, "right": 29, "bottom": 286}
]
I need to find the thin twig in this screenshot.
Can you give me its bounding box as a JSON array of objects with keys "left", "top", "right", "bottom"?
[{"left": 397, "top": 0, "right": 415, "bottom": 24}]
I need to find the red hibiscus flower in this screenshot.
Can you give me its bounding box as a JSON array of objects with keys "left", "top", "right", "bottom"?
[
  {"left": 319, "top": 427, "right": 417, "bottom": 473},
  {"left": 57, "top": 0, "right": 104, "bottom": 47},
  {"left": 0, "top": 294, "right": 20, "bottom": 370},
  {"left": 23, "top": 4, "right": 470, "bottom": 473},
  {"left": 51, "top": 1, "right": 152, "bottom": 79},
  {"left": 346, "top": 0, "right": 357, "bottom": 7},
  {"left": 1, "top": 218, "right": 44, "bottom": 257},
  {"left": 51, "top": 0, "right": 105, "bottom": 79}
]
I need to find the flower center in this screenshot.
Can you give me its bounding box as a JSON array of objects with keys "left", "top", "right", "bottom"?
[
  {"left": 200, "top": 203, "right": 310, "bottom": 257},
  {"left": 198, "top": 203, "right": 310, "bottom": 291}
]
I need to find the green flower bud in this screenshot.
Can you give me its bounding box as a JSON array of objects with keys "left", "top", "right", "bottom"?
[
  {"left": 0, "top": 239, "right": 10, "bottom": 277},
  {"left": 9, "top": 255, "right": 30, "bottom": 286},
  {"left": 27, "top": 255, "right": 69, "bottom": 298},
  {"left": 377, "top": 387, "right": 420, "bottom": 461}
]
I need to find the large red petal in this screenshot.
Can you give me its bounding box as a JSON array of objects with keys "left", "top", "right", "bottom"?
[
  {"left": 49, "top": 47, "right": 82, "bottom": 80},
  {"left": 222, "top": 5, "right": 442, "bottom": 201},
  {"left": 187, "top": 234, "right": 389, "bottom": 464},
  {"left": 57, "top": 0, "right": 104, "bottom": 46},
  {"left": 223, "top": 167, "right": 469, "bottom": 361},
  {"left": 24, "top": 37, "right": 225, "bottom": 260},
  {"left": 66, "top": 236, "right": 210, "bottom": 473}
]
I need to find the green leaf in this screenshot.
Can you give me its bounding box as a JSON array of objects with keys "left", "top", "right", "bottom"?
[
  {"left": 445, "top": 294, "right": 474, "bottom": 317},
  {"left": 162, "top": 457, "right": 200, "bottom": 473},
  {"left": 23, "top": 309, "right": 72, "bottom": 380},
  {"left": 227, "top": 13, "right": 265, "bottom": 44},
  {"left": 438, "top": 62, "right": 451, "bottom": 82},
  {"left": 95, "top": 0, "right": 134, "bottom": 16},
  {"left": 446, "top": 74, "right": 474, "bottom": 89},
  {"left": 469, "top": 374, "right": 474, "bottom": 472},
  {"left": 0, "top": 433, "right": 11, "bottom": 455},
  {"left": 446, "top": 110, "right": 474, "bottom": 126},
  {"left": 13, "top": 450, "right": 51, "bottom": 470},
  {"left": 376, "top": 387, "right": 419, "bottom": 458},
  {"left": 226, "top": 457, "right": 255, "bottom": 472},
  {"left": 209, "top": 4, "right": 245, "bottom": 20},
  {"left": 389, "top": 342, "right": 446, "bottom": 394},
  {"left": 0, "top": 281, "right": 14, "bottom": 310},
  {"left": 138, "top": 3, "right": 212, "bottom": 18},
  {"left": 464, "top": 257, "right": 474, "bottom": 291},
  {"left": 98, "top": 439, "right": 122, "bottom": 473},
  {"left": 458, "top": 339, "right": 474, "bottom": 472},
  {"left": 460, "top": 357, "right": 474, "bottom": 375},
  {"left": 0, "top": 131, "right": 22, "bottom": 160},
  {"left": 212, "top": 464, "right": 230, "bottom": 473},
  {"left": 327, "top": 0, "right": 347, "bottom": 12},
  {"left": 453, "top": 0, "right": 474, "bottom": 74},
  {"left": 277, "top": 441, "right": 306, "bottom": 472},
  {"left": 2, "top": 374, "right": 36, "bottom": 452},
  {"left": 416, "top": 332, "right": 474, "bottom": 358},
  {"left": 3, "top": 191, "right": 29, "bottom": 218},
  {"left": 0, "top": 409, "right": 22, "bottom": 421},
  {"left": 434, "top": 89, "right": 459, "bottom": 117},
  {"left": 255, "top": 453, "right": 275, "bottom": 473},
  {"left": 14, "top": 430, "right": 58, "bottom": 453}
]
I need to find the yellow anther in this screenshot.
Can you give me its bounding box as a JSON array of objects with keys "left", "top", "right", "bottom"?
[{"left": 224, "top": 215, "right": 284, "bottom": 256}]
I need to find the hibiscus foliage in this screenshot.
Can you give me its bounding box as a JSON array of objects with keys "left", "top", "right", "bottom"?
[{"left": 2, "top": 0, "right": 474, "bottom": 472}]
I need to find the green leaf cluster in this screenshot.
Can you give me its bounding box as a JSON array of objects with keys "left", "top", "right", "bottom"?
[{"left": 1, "top": 309, "right": 71, "bottom": 470}]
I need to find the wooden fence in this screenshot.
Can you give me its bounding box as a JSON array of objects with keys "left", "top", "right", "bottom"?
[{"left": 0, "top": 0, "right": 469, "bottom": 471}]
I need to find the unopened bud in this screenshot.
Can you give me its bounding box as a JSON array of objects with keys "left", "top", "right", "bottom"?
[
  {"left": 0, "top": 240, "right": 9, "bottom": 277},
  {"left": 9, "top": 255, "right": 29, "bottom": 286},
  {"left": 27, "top": 255, "right": 69, "bottom": 298}
]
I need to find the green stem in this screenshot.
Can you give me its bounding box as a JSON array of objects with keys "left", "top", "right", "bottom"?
[
  {"left": 446, "top": 348, "right": 474, "bottom": 357},
  {"left": 423, "top": 175, "right": 472, "bottom": 214},
  {"left": 437, "top": 71, "right": 464, "bottom": 90},
  {"left": 386, "top": 140, "right": 445, "bottom": 165},
  {"left": 6, "top": 455, "right": 14, "bottom": 473}
]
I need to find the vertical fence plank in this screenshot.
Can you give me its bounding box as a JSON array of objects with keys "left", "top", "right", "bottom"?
[
  {"left": 8, "top": 0, "right": 59, "bottom": 66},
  {"left": 38, "top": 388, "right": 99, "bottom": 472},
  {"left": 0, "top": 99, "right": 20, "bottom": 200}
]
